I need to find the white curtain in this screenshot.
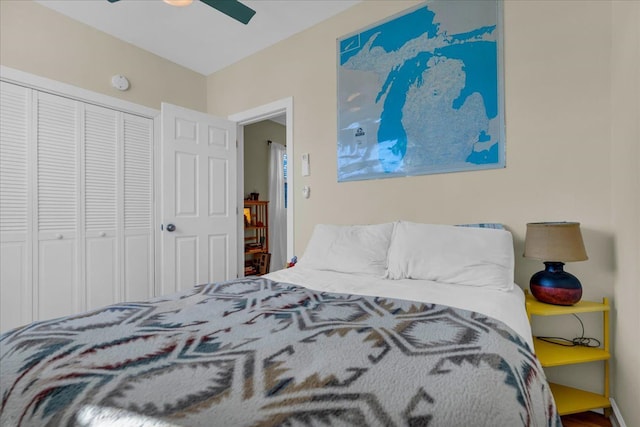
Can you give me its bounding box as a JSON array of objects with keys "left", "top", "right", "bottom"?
[{"left": 268, "top": 142, "right": 287, "bottom": 272}]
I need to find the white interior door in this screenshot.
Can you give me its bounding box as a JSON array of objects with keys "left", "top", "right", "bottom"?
[{"left": 160, "top": 103, "right": 237, "bottom": 295}]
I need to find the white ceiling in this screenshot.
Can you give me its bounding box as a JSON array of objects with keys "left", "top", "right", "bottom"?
[{"left": 35, "top": 0, "right": 360, "bottom": 76}]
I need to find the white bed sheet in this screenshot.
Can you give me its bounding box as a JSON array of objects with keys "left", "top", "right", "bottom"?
[{"left": 265, "top": 266, "right": 533, "bottom": 348}]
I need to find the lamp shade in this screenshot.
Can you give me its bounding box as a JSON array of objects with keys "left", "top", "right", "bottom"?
[{"left": 524, "top": 222, "right": 588, "bottom": 262}]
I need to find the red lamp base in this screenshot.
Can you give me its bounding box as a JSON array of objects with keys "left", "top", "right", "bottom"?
[
  {"left": 529, "top": 262, "right": 583, "bottom": 306},
  {"left": 530, "top": 283, "right": 582, "bottom": 306}
]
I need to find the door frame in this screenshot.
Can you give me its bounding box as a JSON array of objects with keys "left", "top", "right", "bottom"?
[{"left": 229, "top": 97, "right": 294, "bottom": 276}]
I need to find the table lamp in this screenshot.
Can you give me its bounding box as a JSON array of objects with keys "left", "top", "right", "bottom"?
[{"left": 523, "top": 222, "right": 588, "bottom": 305}]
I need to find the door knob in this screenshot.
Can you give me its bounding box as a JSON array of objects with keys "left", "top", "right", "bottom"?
[{"left": 166, "top": 223, "right": 176, "bottom": 232}]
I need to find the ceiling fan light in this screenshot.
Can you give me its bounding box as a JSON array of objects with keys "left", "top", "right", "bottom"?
[{"left": 163, "top": 0, "right": 193, "bottom": 7}]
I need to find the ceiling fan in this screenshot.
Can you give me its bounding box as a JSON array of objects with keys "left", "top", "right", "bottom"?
[{"left": 107, "top": 0, "right": 256, "bottom": 25}]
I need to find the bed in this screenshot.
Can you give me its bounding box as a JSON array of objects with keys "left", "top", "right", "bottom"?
[{"left": 0, "top": 221, "right": 560, "bottom": 426}]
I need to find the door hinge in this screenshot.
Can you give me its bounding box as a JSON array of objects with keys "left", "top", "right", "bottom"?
[{"left": 160, "top": 224, "right": 164, "bottom": 231}]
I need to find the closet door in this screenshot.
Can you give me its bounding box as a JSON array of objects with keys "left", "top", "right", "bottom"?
[
  {"left": 35, "top": 92, "right": 80, "bottom": 321},
  {"left": 84, "top": 104, "right": 118, "bottom": 310},
  {"left": 122, "top": 113, "right": 154, "bottom": 301},
  {"left": 0, "top": 82, "right": 154, "bottom": 331},
  {"left": 0, "top": 82, "right": 32, "bottom": 330}
]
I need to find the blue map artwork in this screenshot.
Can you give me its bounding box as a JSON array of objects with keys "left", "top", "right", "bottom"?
[{"left": 337, "top": 0, "right": 504, "bottom": 182}]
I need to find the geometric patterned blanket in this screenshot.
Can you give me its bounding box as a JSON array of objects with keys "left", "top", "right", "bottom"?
[{"left": 0, "top": 278, "right": 560, "bottom": 426}]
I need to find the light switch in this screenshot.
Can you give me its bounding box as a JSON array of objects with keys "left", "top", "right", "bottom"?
[{"left": 301, "top": 153, "right": 310, "bottom": 176}]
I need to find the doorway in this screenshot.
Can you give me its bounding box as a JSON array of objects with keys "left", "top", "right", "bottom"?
[{"left": 229, "top": 97, "right": 294, "bottom": 277}]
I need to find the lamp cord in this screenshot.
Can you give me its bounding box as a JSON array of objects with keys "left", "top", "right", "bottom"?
[{"left": 537, "top": 314, "right": 601, "bottom": 348}]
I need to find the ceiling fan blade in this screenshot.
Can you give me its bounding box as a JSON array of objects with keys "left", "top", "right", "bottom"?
[
  {"left": 105, "top": 0, "right": 255, "bottom": 25},
  {"left": 199, "top": 0, "right": 256, "bottom": 25}
]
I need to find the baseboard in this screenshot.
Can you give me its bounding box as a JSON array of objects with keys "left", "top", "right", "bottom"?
[{"left": 610, "top": 398, "right": 627, "bottom": 427}]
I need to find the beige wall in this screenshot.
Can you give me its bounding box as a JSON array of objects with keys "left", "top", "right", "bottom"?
[
  {"left": 207, "top": 1, "right": 639, "bottom": 424},
  {"left": 611, "top": 0, "right": 640, "bottom": 423},
  {"left": 243, "top": 120, "right": 286, "bottom": 201},
  {"left": 0, "top": 0, "right": 637, "bottom": 423},
  {"left": 0, "top": 0, "right": 207, "bottom": 111}
]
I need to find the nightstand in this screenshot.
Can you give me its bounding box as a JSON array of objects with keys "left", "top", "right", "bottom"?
[{"left": 525, "top": 294, "right": 611, "bottom": 416}]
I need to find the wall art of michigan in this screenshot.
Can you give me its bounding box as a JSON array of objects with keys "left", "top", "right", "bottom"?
[{"left": 337, "top": 0, "right": 505, "bottom": 182}]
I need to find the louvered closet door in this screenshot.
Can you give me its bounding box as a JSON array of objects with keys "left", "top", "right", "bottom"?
[
  {"left": 84, "top": 104, "right": 118, "bottom": 310},
  {"left": 35, "top": 92, "right": 80, "bottom": 321},
  {"left": 84, "top": 108, "right": 153, "bottom": 308},
  {"left": 0, "top": 82, "right": 32, "bottom": 330},
  {"left": 122, "top": 113, "right": 154, "bottom": 301},
  {"left": 0, "top": 82, "right": 154, "bottom": 331}
]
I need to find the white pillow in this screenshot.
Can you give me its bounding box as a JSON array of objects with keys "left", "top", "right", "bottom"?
[
  {"left": 385, "top": 221, "right": 515, "bottom": 290},
  {"left": 297, "top": 223, "right": 395, "bottom": 276}
]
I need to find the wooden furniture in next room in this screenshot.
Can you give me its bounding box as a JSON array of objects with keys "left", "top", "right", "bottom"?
[{"left": 244, "top": 200, "right": 269, "bottom": 275}]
